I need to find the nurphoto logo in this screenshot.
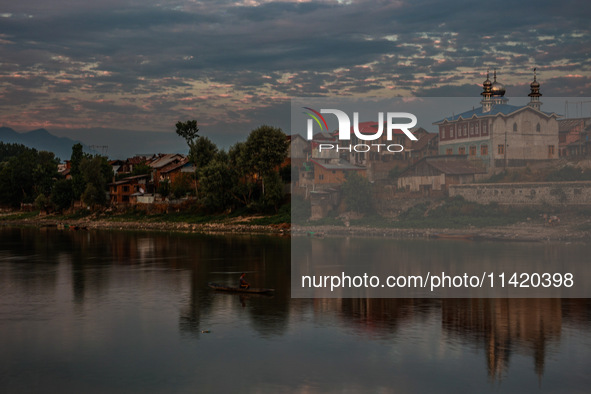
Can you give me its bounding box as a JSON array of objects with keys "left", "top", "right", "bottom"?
[{"left": 303, "top": 107, "right": 418, "bottom": 153}]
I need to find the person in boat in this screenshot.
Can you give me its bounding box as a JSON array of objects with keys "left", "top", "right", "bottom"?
[{"left": 239, "top": 273, "right": 250, "bottom": 289}]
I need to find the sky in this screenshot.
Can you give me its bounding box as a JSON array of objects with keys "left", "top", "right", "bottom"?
[{"left": 1, "top": 0, "right": 590, "bottom": 156}]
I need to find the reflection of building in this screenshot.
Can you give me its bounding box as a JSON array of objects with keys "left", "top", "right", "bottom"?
[
  {"left": 435, "top": 69, "right": 560, "bottom": 169},
  {"left": 442, "top": 299, "right": 562, "bottom": 380}
]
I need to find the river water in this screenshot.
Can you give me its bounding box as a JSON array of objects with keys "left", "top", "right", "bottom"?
[{"left": 1, "top": 227, "right": 590, "bottom": 393}]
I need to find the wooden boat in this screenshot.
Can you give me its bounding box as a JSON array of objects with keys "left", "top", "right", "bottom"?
[{"left": 208, "top": 282, "right": 275, "bottom": 294}]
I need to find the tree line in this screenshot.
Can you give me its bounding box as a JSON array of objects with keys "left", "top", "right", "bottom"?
[
  {"left": 0, "top": 123, "right": 288, "bottom": 214},
  {"left": 0, "top": 142, "right": 112, "bottom": 212},
  {"left": 175, "top": 122, "right": 289, "bottom": 212}
]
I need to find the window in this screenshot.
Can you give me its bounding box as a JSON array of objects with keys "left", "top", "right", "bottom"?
[
  {"left": 458, "top": 147, "right": 466, "bottom": 155},
  {"left": 475, "top": 123, "right": 479, "bottom": 134},
  {"left": 536, "top": 123, "right": 541, "bottom": 132},
  {"left": 498, "top": 145, "right": 505, "bottom": 155},
  {"left": 123, "top": 186, "right": 130, "bottom": 192},
  {"left": 548, "top": 145, "right": 555, "bottom": 156},
  {"left": 482, "top": 122, "right": 488, "bottom": 135},
  {"left": 470, "top": 124, "right": 474, "bottom": 135},
  {"left": 469, "top": 146, "right": 476, "bottom": 156},
  {"left": 446, "top": 148, "right": 453, "bottom": 155},
  {"left": 481, "top": 145, "right": 488, "bottom": 156},
  {"left": 513, "top": 123, "right": 518, "bottom": 132},
  {"left": 319, "top": 174, "right": 324, "bottom": 180}
]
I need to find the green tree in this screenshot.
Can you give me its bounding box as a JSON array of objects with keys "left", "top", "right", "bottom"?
[
  {"left": 34, "top": 193, "right": 53, "bottom": 213},
  {"left": 199, "top": 159, "right": 236, "bottom": 211},
  {"left": 81, "top": 184, "right": 101, "bottom": 207},
  {"left": 50, "top": 179, "right": 74, "bottom": 212},
  {"left": 130, "top": 162, "right": 152, "bottom": 177},
  {"left": 171, "top": 173, "right": 194, "bottom": 199},
  {"left": 0, "top": 146, "right": 58, "bottom": 207},
  {"left": 175, "top": 120, "right": 200, "bottom": 146},
  {"left": 157, "top": 180, "right": 170, "bottom": 198},
  {"left": 243, "top": 125, "right": 288, "bottom": 197},
  {"left": 261, "top": 170, "right": 284, "bottom": 212},
  {"left": 190, "top": 136, "right": 218, "bottom": 169},
  {"left": 79, "top": 155, "right": 111, "bottom": 206},
  {"left": 33, "top": 151, "right": 59, "bottom": 197},
  {"left": 227, "top": 142, "right": 257, "bottom": 207},
  {"left": 341, "top": 172, "right": 373, "bottom": 214},
  {"left": 70, "top": 143, "right": 87, "bottom": 200}
]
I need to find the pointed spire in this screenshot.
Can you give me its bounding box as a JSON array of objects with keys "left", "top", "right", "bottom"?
[
  {"left": 528, "top": 67, "right": 542, "bottom": 110},
  {"left": 493, "top": 69, "right": 497, "bottom": 82}
]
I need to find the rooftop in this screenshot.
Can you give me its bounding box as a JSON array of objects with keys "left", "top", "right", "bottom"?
[{"left": 435, "top": 104, "right": 559, "bottom": 124}]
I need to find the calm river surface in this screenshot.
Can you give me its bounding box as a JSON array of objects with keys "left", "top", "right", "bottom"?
[{"left": 1, "top": 226, "right": 590, "bottom": 393}]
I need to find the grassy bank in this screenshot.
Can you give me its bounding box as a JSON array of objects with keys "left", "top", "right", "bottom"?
[
  {"left": 0, "top": 204, "right": 291, "bottom": 228},
  {"left": 306, "top": 197, "right": 588, "bottom": 229}
]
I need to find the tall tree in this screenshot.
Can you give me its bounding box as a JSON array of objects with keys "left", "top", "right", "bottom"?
[
  {"left": 175, "top": 120, "right": 200, "bottom": 147},
  {"left": 341, "top": 172, "right": 373, "bottom": 214},
  {"left": 243, "top": 125, "right": 288, "bottom": 197},
  {"left": 190, "top": 136, "right": 218, "bottom": 169},
  {"left": 70, "top": 143, "right": 87, "bottom": 200},
  {"left": 79, "top": 155, "right": 111, "bottom": 206},
  {"left": 175, "top": 120, "right": 219, "bottom": 197},
  {"left": 50, "top": 179, "right": 74, "bottom": 212},
  {"left": 199, "top": 159, "right": 236, "bottom": 211}
]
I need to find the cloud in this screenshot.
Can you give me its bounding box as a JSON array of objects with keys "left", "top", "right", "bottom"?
[{"left": 0, "top": 0, "right": 589, "bottom": 149}]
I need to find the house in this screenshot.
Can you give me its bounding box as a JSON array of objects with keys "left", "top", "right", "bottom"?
[
  {"left": 119, "top": 155, "right": 153, "bottom": 174},
  {"left": 337, "top": 121, "right": 413, "bottom": 166},
  {"left": 311, "top": 132, "right": 339, "bottom": 160},
  {"left": 435, "top": 69, "right": 560, "bottom": 170},
  {"left": 397, "top": 155, "right": 487, "bottom": 195},
  {"left": 310, "top": 159, "right": 366, "bottom": 186},
  {"left": 288, "top": 134, "right": 310, "bottom": 160},
  {"left": 109, "top": 159, "right": 125, "bottom": 176},
  {"left": 158, "top": 158, "right": 196, "bottom": 187},
  {"left": 108, "top": 174, "right": 150, "bottom": 204},
  {"left": 558, "top": 118, "right": 591, "bottom": 157},
  {"left": 408, "top": 129, "right": 439, "bottom": 163},
  {"left": 149, "top": 153, "right": 185, "bottom": 188}
]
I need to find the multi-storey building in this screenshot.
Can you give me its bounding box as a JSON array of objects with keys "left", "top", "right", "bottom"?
[{"left": 435, "top": 69, "right": 559, "bottom": 169}]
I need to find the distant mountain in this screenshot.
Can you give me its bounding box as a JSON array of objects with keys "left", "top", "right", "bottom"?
[
  {"left": 0, "top": 127, "right": 94, "bottom": 160},
  {"left": 51, "top": 127, "right": 191, "bottom": 159}
]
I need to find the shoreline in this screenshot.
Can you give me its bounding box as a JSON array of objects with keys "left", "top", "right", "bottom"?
[{"left": 2, "top": 214, "right": 590, "bottom": 242}]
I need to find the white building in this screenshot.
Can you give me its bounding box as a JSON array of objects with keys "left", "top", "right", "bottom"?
[{"left": 434, "top": 69, "right": 559, "bottom": 169}]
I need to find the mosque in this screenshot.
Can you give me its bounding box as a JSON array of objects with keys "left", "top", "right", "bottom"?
[{"left": 434, "top": 69, "right": 559, "bottom": 169}]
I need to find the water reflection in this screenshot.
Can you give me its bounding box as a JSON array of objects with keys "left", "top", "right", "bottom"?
[{"left": 1, "top": 226, "right": 590, "bottom": 392}]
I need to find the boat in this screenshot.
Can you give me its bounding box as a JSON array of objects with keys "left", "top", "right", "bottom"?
[{"left": 208, "top": 282, "right": 275, "bottom": 294}]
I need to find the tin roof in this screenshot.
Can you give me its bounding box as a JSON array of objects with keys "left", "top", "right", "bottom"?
[{"left": 434, "top": 104, "right": 559, "bottom": 124}]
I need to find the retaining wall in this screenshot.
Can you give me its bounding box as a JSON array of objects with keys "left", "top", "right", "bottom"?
[{"left": 449, "top": 181, "right": 591, "bottom": 206}]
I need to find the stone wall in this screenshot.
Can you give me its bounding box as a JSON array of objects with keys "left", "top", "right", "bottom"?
[{"left": 449, "top": 181, "right": 591, "bottom": 206}]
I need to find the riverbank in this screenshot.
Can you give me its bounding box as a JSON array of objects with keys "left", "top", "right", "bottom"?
[
  {"left": 0, "top": 214, "right": 290, "bottom": 235},
  {"left": 293, "top": 219, "right": 591, "bottom": 243},
  {"left": 2, "top": 210, "right": 590, "bottom": 242}
]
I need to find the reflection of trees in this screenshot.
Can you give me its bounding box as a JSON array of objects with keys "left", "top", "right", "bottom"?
[
  {"left": 178, "top": 234, "right": 292, "bottom": 338},
  {"left": 442, "top": 299, "right": 563, "bottom": 381}
]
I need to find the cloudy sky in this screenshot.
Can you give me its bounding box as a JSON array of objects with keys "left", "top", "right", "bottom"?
[{"left": 1, "top": 0, "right": 590, "bottom": 155}]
